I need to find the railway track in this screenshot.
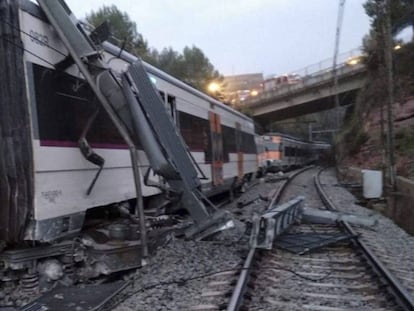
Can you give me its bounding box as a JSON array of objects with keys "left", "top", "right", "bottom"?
[
  {"left": 190, "top": 167, "right": 313, "bottom": 311},
  {"left": 320, "top": 170, "right": 414, "bottom": 297},
  {"left": 22, "top": 167, "right": 414, "bottom": 310},
  {"left": 193, "top": 167, "right": 414, "bottom": 311}
]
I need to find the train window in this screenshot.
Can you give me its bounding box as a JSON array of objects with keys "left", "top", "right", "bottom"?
[
  {"left": 285, "top": 147, "right": 293, "bottom": 156},
  {"left": 265, "top": 142, "right": 280, "bottom": 152},
  {"left": 241, "top": 132, "right": 256, "bottom": 154},
  {"left": 32, "top": 63, "right": 138, "bottom": 148},
  {"left": 235, "top": 125, "right": 242, "bottom": 152},
  {"left": 178, "top": 111, "right": 210, "bottom": 156},
  {"left": 235, "top": 125, "right": 256, "bottom": 154},
  {"left": 222, "top": 126, "right": 235, "bottom": 162}
]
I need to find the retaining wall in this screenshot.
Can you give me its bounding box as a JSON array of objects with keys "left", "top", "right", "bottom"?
[
  {"left": 338, "top": 167, "right": 414, "bottom": 235},
  {"left": 389, "top": 176, "right": 414, "bottom": 235}
]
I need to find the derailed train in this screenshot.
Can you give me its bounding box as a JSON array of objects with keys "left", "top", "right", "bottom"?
[{"left": 0, "top": 0, "right": 330, "bottom": 288}]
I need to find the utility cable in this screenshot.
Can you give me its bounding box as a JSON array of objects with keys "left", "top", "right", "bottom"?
[
  {"left": 0, "top": 36, "right": 56, "bottom": 68},
  {"left": 124, "top": 264, "right": 333, "bottom": 299},
  {"left": 0, "top": 17, "right": 66, "bottom": 57},
  {"left": 0, "top": 18, "right": 108, "bottom": 72}
]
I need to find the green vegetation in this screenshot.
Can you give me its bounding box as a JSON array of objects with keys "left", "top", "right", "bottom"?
[
  {"left": 147, "top": 46, "right": 222, "bottom": 92},
  {"left": 86, "top": 5, "right": 149, "bottom": 57},
  {"left": 336, "top": 90, "right": 370, "bottom": 160},
  {"left": 364, "top": 0, "right": 414, "bottom": 36},
  {"left": 86, "top": 6, "right": 222, "bottom": 93},
  {"left": 337, "top": 0, "right": 414, "bottom": 179}
]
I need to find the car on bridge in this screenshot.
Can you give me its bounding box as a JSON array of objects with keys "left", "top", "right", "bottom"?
[{"left": 263, "top": 74, "right": 301, "bottom": 91}]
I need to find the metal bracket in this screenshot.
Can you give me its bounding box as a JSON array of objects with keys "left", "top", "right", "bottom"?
[
  {"left": 249, "top": 196, "right": 304, "bottom": 249},
  {"left": 78, "top": 109, "right": 105, "bottom": 195}
]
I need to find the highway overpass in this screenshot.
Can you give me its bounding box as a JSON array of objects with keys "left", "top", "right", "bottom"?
[{"left": 244, "top": 55, "right": 366, "bottom": 126}]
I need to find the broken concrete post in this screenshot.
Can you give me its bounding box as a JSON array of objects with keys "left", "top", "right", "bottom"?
[{"left": 301, "top": 207, "right": 378, "bottom": 227}]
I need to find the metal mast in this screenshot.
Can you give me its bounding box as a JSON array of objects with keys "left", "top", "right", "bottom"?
[
  {"left": 383, "top": 0, "right": 396, "bottom": 188},
  {"left": 332, "top": 0, "right": 346, "bottom": 134}
]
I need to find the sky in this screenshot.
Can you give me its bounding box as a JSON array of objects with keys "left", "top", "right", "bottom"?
[{"left": 65, "top": 0, "right": 371, "bottom": 77}]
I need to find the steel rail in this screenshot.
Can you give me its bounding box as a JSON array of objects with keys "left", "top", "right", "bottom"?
[
  {"left": 315, "top": 168, "right": 414, "bottom": 311},
  {"left": 268, "top": 165, "right": 315, "bottom": 209},
  {"left": 226, "top": 247, "right": 257, "bottom": 311},
  {"left": 226, "top": 165, "right": 314, "bottom": 311}
]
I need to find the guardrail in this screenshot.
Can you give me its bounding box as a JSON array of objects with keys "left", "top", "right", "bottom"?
[
  {"left": 247, "top": 63, "right": 365, "bottom": 107},
  {"left": 246, "top": 47, "right": 365, "bottom": 107},
  {"left": 270, "top": 47, "right": 363, "bottom": 79}
]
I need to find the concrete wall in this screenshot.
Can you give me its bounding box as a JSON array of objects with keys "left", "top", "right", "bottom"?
[
  {"left": 338, "top": 167, "right": 414, "bottom": 235},
  {"left": 389, "top": 176, "right": 414, "bottom": 235}
]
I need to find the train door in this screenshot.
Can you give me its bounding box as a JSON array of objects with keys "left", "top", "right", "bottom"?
[
  {"left": 272, "top": 136, "right": 282, "bottom": 161},
  {"left": 235, "top": 122, "right": 244, "bottom": 178},
  {"left": 209, "top": 112, "right": 224, "bottom": 185}
]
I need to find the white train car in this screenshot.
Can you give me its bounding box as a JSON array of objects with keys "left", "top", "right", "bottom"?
[{"left": 0, "top": 0, "right": 257, "bottom": 244}]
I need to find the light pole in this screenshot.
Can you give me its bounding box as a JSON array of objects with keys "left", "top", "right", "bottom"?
[{"left": 332, "top": 0, "right": 346, "bottom": 135}]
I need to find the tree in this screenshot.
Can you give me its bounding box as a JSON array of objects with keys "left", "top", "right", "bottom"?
[
  {"left": 85, "top": 6, "right": 222, "bottom": 93},
  {"left": 154, "top": 47, "right": 186, "bottom": 79},
  {"left": 86, "top": 5, "right": 149, "bottom": 57},
  {"left": 181, "top": 46, "right": 222, "bottom": 92},
  {"left": 362, "top": 0, "right": 414, "bottom": 70},
  {"left": 392, "top": 0, "right": 414, "bottom": 34},
  {"left": 148, "top": 45, "right": 222, "bottom": 93},
  {"left": 364, "top": 0, "right": 414, "bottom": 35}
]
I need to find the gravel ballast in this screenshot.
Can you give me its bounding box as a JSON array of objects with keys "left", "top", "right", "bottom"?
[
  {"left": 321, "top": 168, "right": 414, "bottom": 292},
  {"left": 113, "top": 177, "right": 282, "bottom": 310},
  {"left": 113, "top": 168, "right": 414, "bottom": 310}
]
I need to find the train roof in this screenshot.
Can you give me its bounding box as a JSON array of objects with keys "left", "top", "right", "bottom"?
[
  {"left": 20, "top": 0, "right": 253, "bottom": 124},
  {"left": 102, "top": 44, "right": 253, "bottom": 122},
  {"left": 262, "top": 132, "right": 330, "bottom": 146}
]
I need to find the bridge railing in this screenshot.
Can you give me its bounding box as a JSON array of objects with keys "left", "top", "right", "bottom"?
[
  {"left": 246, "top": 47, "right": 365, "bottom": 106},
  {"left": 288, "top": 47, "right": 363, "bottom": 78}
]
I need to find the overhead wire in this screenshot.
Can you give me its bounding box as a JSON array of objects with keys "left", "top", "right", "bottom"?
[
  {"left": 0, "top": 16, "right": 60, "bottom": 67},
  {"left": 0, "top": 17, "right": 106, "bottom": 72},
  {"left": 0, "top": 17, "right": 66, "bottom": 57},
  {"left": 1, "top": 36, "right": 56, "bottom": 67}
]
